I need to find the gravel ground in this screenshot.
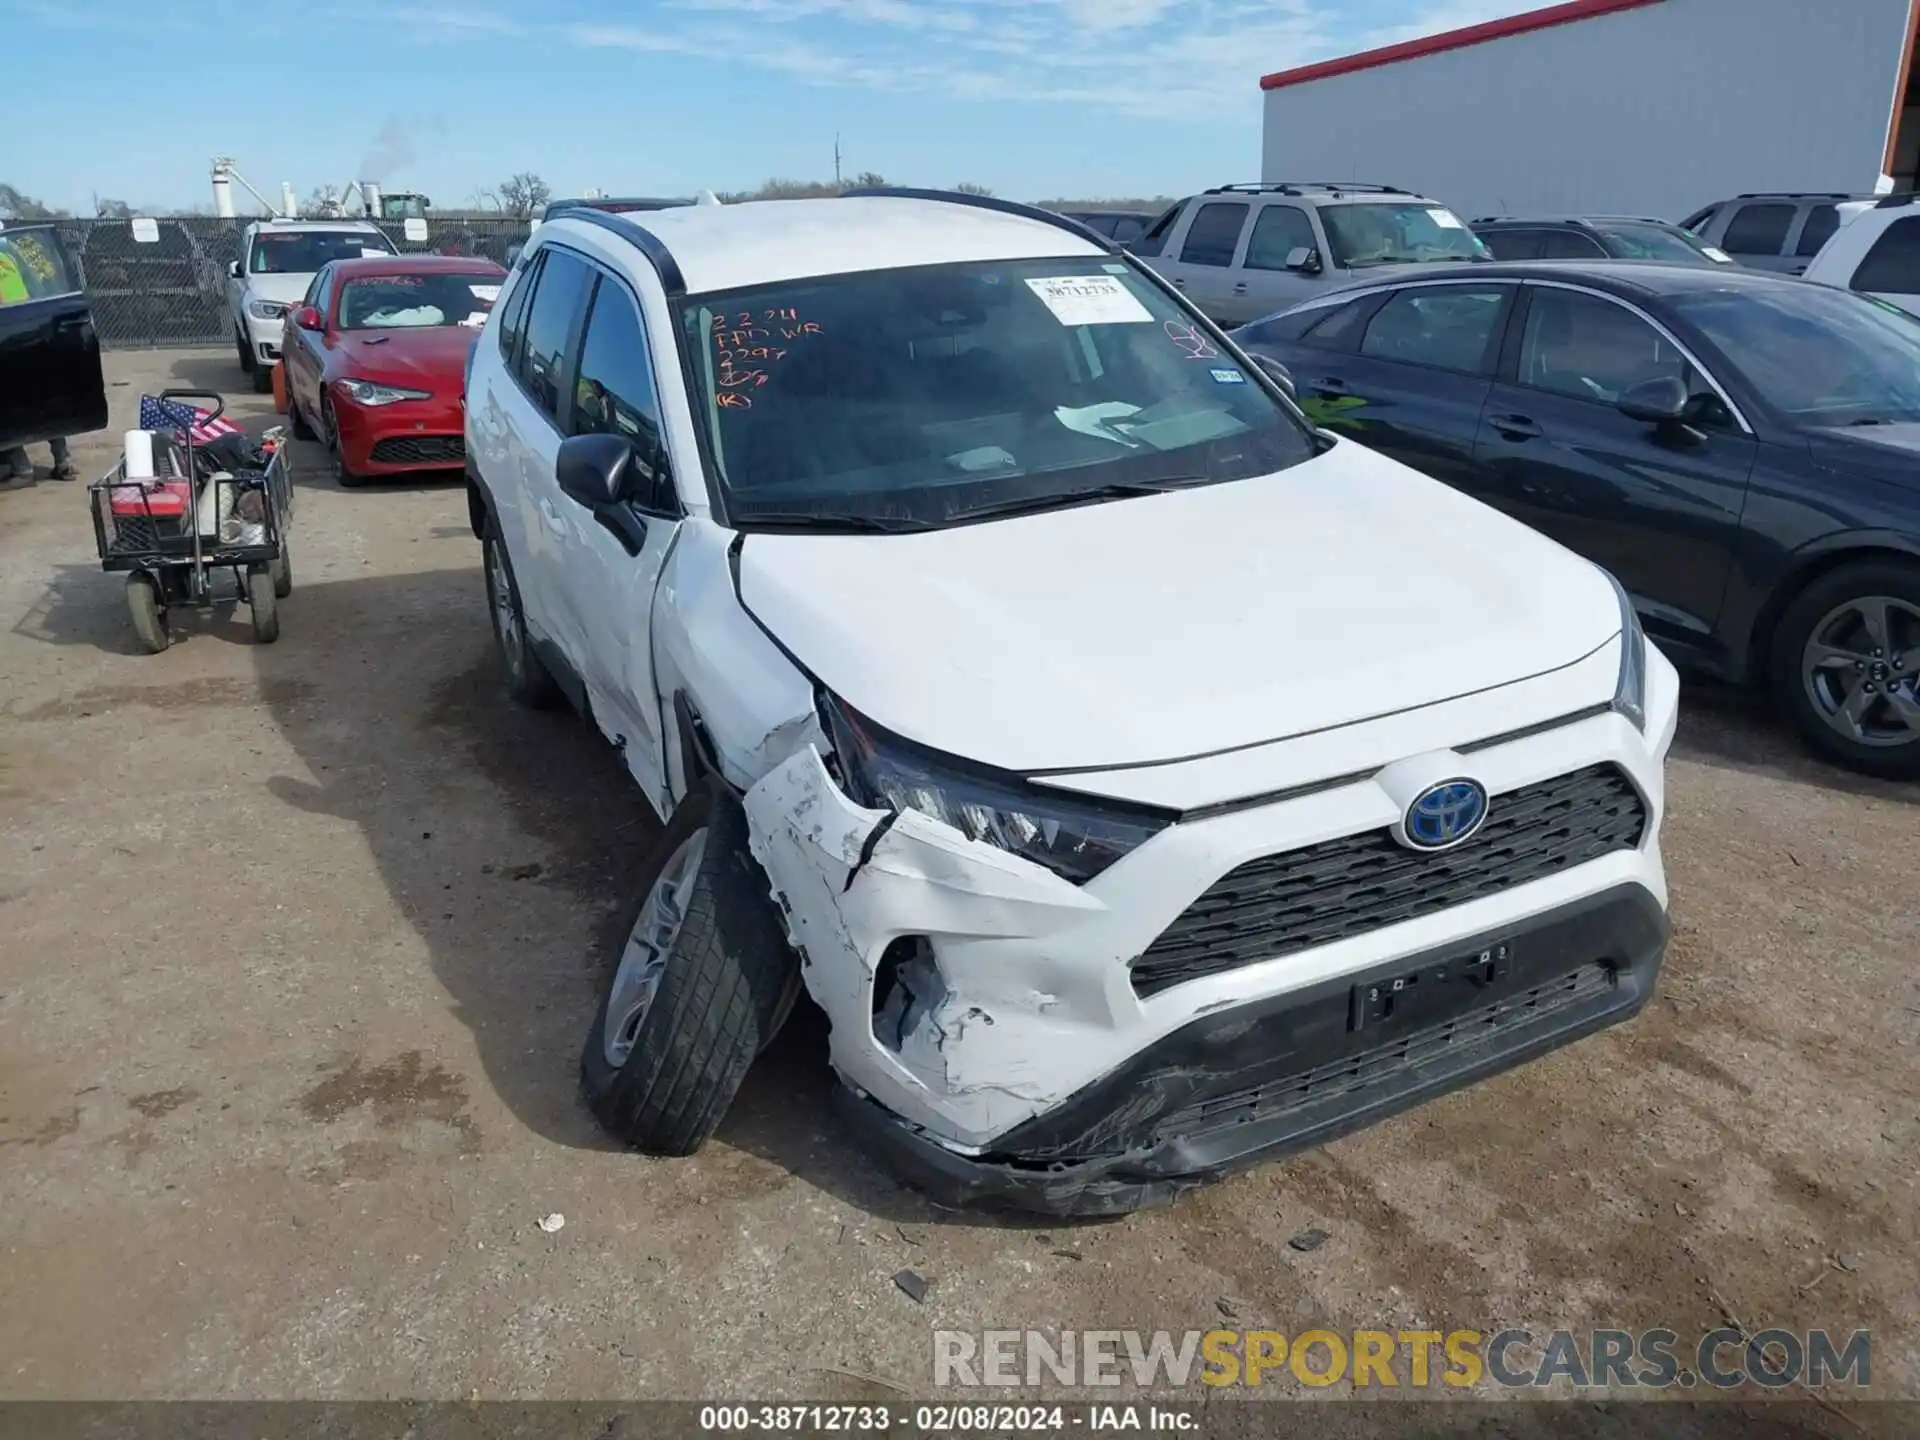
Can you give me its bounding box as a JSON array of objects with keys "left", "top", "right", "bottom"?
[{"left": 0, "top": 349, "right": 1914, "bottom": 1421}]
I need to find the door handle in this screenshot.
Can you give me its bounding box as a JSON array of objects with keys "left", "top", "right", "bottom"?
[
  {"left": 1311, "top": 377, "right": 1350, "bottom": 397},
  {"left": 1491, "top": 413, "right": 1542, "bottom": 439},
  {"left": 1232, "top": 282, "right": 1249, "bottom": 294},
  {"left": 1172, "top": 278, "right": 1187, "bottom": 289}
]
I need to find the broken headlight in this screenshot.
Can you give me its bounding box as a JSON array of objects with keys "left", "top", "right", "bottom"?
[
  {"left": 1603, "top": 567, "right": 1648, "bottom": 733},
  {"left": 819, "top": 691, "right": 1172, "bottom": 884}
]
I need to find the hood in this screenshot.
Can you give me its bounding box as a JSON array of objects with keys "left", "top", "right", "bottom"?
[
  {"left": 335, "top": 327, "right": 478, "bottom": 391},
  {"left": 736, "top": 440, "right": 1622, "bottom": 774},
  {"left": 245, "top": 274, "right": 316, "bottom": 306}
]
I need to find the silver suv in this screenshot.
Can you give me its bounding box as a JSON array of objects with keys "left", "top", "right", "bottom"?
[
  {"left": 1131, "top": 182, "right": 1488, "bottom": 328},
  {"left": 1679, "top": 192, "right": 1884, "bottom": 275}
]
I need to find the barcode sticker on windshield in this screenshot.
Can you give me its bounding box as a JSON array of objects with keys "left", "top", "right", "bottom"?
[
  {"left": 1427, "top": 209, "right": 1465, "bottom": 229},
  {"left": 1025, "top": 275, "right": 1152, "bottom": 326},
  {"left": 361, "top": 247, "right": 387, "bottom": 258},
  {"left": 469, "top": 284, "right": 501, "bottom": 301}
]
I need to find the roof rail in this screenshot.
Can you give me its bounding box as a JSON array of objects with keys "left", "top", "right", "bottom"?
[
  {"left": 545, "top": 206, "right": 687, "bottom": 296},
  {"left": 1204, "top": 181, "right": 1409, "bottom": 197},
  {"left": 1874, "top": 192, "right": 1920, "bottom": 208},
  {"left": 1733, "top": 191, "right": 1853, "bottom": 200},
  {"left": 839, "top": 186, "right": 1115, "bottom": 251}
]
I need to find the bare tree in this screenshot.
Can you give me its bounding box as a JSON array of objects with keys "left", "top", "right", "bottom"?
[
  {"left": 305, "top": 184, "right": 344, "bottom": 217},
  {"left": 952, "top": 182, "right": 993, "bottom": 197},
  {"left": 499, "top": 173, "right": 552, "bottom": 219},
  {"left": 468, "top": 187, "right": 504, "bottom": 213}
]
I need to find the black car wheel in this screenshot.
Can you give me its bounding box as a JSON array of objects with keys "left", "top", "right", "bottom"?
[
  {"left": 321, "top": 399, "right": 363, "bottom": 488},
  {"left": 1774, "top": 560, "right": 1920, "bottom": 778},
  {"left": 482, "top": 523, "right": 559, "bottom": 709},
  {"left": 235, "top": 329, "right": 254, "bottom": 377}
]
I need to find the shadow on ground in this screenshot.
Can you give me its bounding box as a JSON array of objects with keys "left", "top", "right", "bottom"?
[
  {"left": 1672, "top": 678, "right": 1920, "bottom": 806},
  {"left": 250, "top": 565, "right": 975, "bottom": 1226}
]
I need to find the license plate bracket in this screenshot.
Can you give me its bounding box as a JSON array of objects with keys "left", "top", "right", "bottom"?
[{"left": 1350, "top": 940, "right": 1513, "bottom": 1032}]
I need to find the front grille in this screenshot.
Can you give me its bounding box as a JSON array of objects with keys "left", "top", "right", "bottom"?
[
  {"left": 369, "top": 434, "right": 464, "bottom": 465},
  {"left": 1131, "top": 764, "right": 1646, "bottom": 998},
  {"left": 1158, "top": 962, "right": 1616, "bottom": 1138}
]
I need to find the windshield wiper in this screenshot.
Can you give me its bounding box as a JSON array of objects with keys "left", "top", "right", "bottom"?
[
  {"left": 741, "top": 510, "right": 936, "bottom": 534},
  {"left": 945, "top": 479, "right": 1206, "bottom": 524}
]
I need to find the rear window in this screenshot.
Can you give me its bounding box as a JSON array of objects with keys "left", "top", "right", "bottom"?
[
  {"left": 1720, "top": 204, "right": 1794, "bottom": 256},
  {"left": 1591, "top": 221, "right": 1719, "bottom": 265},
  {"left": 251, "top": 229, "right": 395, "bottom": 274},
  {"left": 1852, "top": 216, "right": 1920, "bottom": 295},
  {"left": 1796, "top": 205, "right": 1841, "bottom": 258},
  {"left": 1478, "top": 229, "right": 1544, "bottom": 261}
]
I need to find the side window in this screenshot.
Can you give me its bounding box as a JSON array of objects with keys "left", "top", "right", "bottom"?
[
  {"left": 1517, "top": 288, "right": 1691, "bottom": 403},
  {"left": 517, "top": 247, "right": 594, "bottom": 423},
  {"left": 1358, "top": 286, "right": 1507, "bottom": 373},
  {"left": 496, "top": 251, "right": 540, "bottom": 370},
  {"left": 1852, "top": 216, "right": 1920, "bottom": 294},
  {"left": 1679, "top": 206, "right": 1716, "bottom": 234},
  {"left": 300, "top": 269, "right": 324, "bottom": 308},
  {"left": 1796, "top": 205, "right": 1840, "bottom": 258},
  {"left": 1720, "top": 203, "right": 1795, "bottom": 256},
  {"left": 1110, "top": 215, "right": 1147, "bottom": 245},
  {"left": 1179, "top": 202, "right": 1250, "bottom": 267},
  {"left": 1479, "top": 229, "right": 1544, "bottom": 261},
  {"left": 1242, "top": 205, "right": 1317, "bottom": 271},
  {"left": 570, "top": 274, "right": 671, "bottom": 507},
  {"left": 1302, "top": 296, "right": 1373, "bottom": 349},
  {"left": 1540, "top": 229, "right": 1607, "bottom": 259},
  {"left": 1129, "top": 204, "right": 1183, "bottom": 258}
]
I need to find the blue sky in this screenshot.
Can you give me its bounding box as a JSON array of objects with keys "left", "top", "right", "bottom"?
[{"left": 4, "top": 0, "right": 1529, "bottom": 212}]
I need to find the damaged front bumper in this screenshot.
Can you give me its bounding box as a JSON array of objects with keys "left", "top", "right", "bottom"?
[
  {"left": 832, "top": 884, "right": 1667, "bottom": 1215},
  {"left": 740, "top": 670, "right": 1674, "bottom": 1215}
]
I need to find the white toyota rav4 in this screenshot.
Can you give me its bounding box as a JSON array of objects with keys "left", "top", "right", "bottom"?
[{"left": 463, "top": 190, "right": 1678, "bottom": 1215}]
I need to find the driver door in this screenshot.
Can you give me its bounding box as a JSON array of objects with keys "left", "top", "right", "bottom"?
[{"left": 547, "top": 265, "right": 682, "bottom": 810}]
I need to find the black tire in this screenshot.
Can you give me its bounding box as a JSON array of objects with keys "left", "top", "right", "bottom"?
[
  {"left": 126, "top": 572, "right": 170, "bottom": 654},
  {"left": 235, "top": 329, "right": 254, "bottom": 377},
  {"left": 252, "top": 360, "right": 275, "bottom": 395},
  {"left": 580, "top": 777, "right": 803, "bottom": 1155},
  {"left": 482, "top": 523, "right": 559, "bottom": 709},
  {"left": 1772, "top": 559, "right": 1920, "bottom": 779},
  {"left": 247, "top": 563, "right": 280, "bottom": 643},
  {"left": 322, "top": 400, "right": 363, "bottom": 488},
  {"left": 289, "top": 391, "right": 316, "bottom": 442},
  {"left": 269, "top": 541, "right": 293, "bottom": 598}
]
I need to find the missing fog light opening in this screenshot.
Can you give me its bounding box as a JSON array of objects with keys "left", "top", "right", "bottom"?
[{"left": 873, "top": 936, "right": 946, "bottom": 1053}]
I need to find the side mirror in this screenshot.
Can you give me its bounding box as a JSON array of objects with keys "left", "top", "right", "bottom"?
[
  {"left": 1285, "top": 246, "right": 1322, "bottom": 274},
  {"left": 293, "top": 306, "right": 324, "bottom": 332},
  {"left": 556, "top": 433, "right": 637, "bottom": 510},
  {"left": 1616, "top": 375, "right": 1690, "bottom": 425},
  {"left": 228, "top": 260, "right": 241, "bottom": 279},
  {"left": 1249, "top": 352, "right": 1296, "bottom": 398}
]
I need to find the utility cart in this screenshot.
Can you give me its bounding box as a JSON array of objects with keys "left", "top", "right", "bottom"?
[{"left": 88, "top": 390, "right": 294, "bottom": 653}]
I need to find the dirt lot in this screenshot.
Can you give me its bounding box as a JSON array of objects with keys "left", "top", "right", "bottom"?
[{"left": 0, "top": 349, "right": 1914, "bottom": 1415}]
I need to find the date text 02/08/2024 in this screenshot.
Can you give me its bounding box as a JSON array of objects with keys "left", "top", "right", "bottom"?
[{"left": 697, "top": 1404, "right": 1199, "bottom": 1433}]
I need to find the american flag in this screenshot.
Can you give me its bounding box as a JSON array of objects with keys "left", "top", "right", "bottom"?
[{"left": 138, "top": 394, "right": 241, "bottom": 444}]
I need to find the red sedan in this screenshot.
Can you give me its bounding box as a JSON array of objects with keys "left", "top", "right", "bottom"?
[{"left": 279, "top": 254, "right": 505, "bottom": 486}]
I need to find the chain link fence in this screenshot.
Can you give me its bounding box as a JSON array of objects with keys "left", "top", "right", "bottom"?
[{"left": 54, "top": 216, "right": 534, "bottom": 351}]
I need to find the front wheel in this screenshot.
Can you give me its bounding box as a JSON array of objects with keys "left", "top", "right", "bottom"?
[
  {"left": 322, "top": 399, "right": 363, "bottom": 488},
  {"left": 247, "top": 564, "right": 280, "bottom": 643},
  {"left": 126, "top": 572, "right": 170, "bottom": 654},
  {"left": 252, "top": 359, "right": 275, "bottom": 395},
  {"left": 1774, "top": 560, "right": 1920, "bottom": 778},
  {"left": 580, "top": 777, "right": 803, "bottom": 1155},
  {"left": 235, "top": 329, "right": 254, "bottom": 377}
]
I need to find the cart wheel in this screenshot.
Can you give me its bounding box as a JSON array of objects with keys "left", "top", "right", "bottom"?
[
  {"left": 269, "top": 541, "right": 293, "bottom": 598},
  {"left": 247, "top": 564, "right": 281, "bottom": 643},
  {"left": 126, "top": 573, "right": 170, "bottom": 654}
]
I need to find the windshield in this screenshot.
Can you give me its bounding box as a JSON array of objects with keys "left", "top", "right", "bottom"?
[
  {"left": 679, "top": 258, "right": 1318, "bottom": 530},
  {"left": 251, "top": 230, "right": 394, "bottom": 274},
  {"left": 338, "top": 272, "right": 502, "bottom": 330},
  {"left": 1320, "top": 202, "right": 1489, "bottom": 268},
  {"left": 1671, "top": 285, "right": 1920, "bottom": 424},
  {"left": 1592, "top": 221, "right": 1722, "bottom": 265}
]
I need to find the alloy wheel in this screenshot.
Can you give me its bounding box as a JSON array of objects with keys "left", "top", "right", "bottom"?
[
  {"left": 487, "top": 539, "right": 525, "bottom": 679},
  {"left": 602, "top": 827, "right": 710, "bottom": 1068},
  {"left": 1800, "top": 595, "right": 1920, "bottom": 748}
]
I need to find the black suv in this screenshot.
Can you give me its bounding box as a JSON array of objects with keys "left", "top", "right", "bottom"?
[
  {"left": 1233, "top": 260, "right": 1920, "bottom": 777},
  {"left": 1473, "top": 215, "right": 1731, "bottom": 267}
]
